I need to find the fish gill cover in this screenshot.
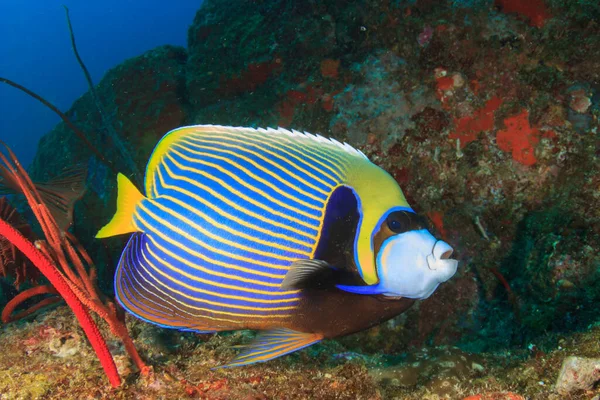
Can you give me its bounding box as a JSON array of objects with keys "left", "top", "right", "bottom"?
[{"left": 0, "top": 0, "right": 599, "bottom": 398}]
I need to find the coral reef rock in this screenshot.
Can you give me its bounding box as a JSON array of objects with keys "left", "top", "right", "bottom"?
[{"left": 555, "top": 356, "right": 600, "bottom": 396}]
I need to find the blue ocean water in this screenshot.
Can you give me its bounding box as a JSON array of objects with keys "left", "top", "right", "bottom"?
[{"left": 0, "top": 0, "right": 201, "bottom": 167}]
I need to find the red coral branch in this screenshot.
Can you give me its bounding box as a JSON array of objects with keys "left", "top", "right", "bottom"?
[
  {"left": 1, "top": 284, "right": 60, "bottom": 323},
  {"left": 0, "top": 218, "right": 121, "bottom": 387},
  {"left": 0, "top": 198, "right": 39, "bottom": 287},
  {"left": 9, "top": 296, "right": 62, "bottom": 322}
]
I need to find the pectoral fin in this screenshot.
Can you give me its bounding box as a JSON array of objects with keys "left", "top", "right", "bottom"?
[
  {"left": 281, "top": 259, "right": 335, "bottom": 289},
  {"left": 217, "top": 329, "right": 323, "bottom": 368}
]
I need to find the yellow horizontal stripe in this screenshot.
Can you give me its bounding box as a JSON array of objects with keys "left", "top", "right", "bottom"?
[
  {"left": 119, "top": 270, "right": 173, "bottom": 317},
  {"left": 120, "top": 263, "right": 195, "bottom": 319},
  {"left": 160, "top": 194, "right": 312, "bottom": 256},
  {"left": 156, "top": 167, "right": 315, "bottom": 245},
  {"left": 203, "top": 126, "right": 350, "bottom": 180},
  {"left": 243, "top": 343, "right": 308, "bottom": 363},
  {"left": 182, "top": 136, "right": 334, "bottom": 194},
  {"left": 121, "top": 261, "right": 245, "bottom": 324},
  {"left": 170, "top": 146, "right": 323, "bottom": 218},
  {"left": 134, "top": 249, "right": 293, "bottom": 318},
  {"left": 134, "top": 248, "right": 298, "bottom": 311},
  {"left": 144, "top": 233, "right": 300, "bottom": 295},
  {"left": 137, "top": 208, "right": 287, "bottom": 283},
  {"left": 179, "top": 138, "right": 331, "bottom": 201},
  {"left": 120, "top": 262, "right": 199, "bottom": 320},
  {"left": 253, "top": 129, "right": 352, "bottom": 176},
  {"left": 194, "top": 130, "right": 346, "bottom": 182},
  {"left": 141, "top": 242, "right": 301, "bottom": 304},
  {"left": 164, "top": 153, "right": 320, "bottom": 229},
  {"left": 147, "top": 200, "right": 303, "bottom": 267}
]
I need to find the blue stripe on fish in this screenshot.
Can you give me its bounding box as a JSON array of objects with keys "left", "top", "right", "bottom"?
[
  {"left": 153, "top": 165, "right": 317, "bottom": 244},
  {"left": 157, "top": 196, "right": 313, "bottom": 256},
  {"left": 132, "top": 235, "right": 300, "bottom": 307},
  {"left": 157, "top": 156, "right": 322, "bottom": 235},
  {"left": 116, "top": 234, "right": 299, "bottom": 331},
  {"left": 134, "top": 245, "right": 295, "bottom": 317},
  {"left": 132, "top": 214, "right": 291, "bottom": 290},
  {"left": 252, "top": 128, "right": 351, "bottom": 179},
  {"left": 189, "top": 132, "right": 342, "bottom": 188},
  {"left": 137, "top": 200, "right": 300, "bottom": 270},
  {"left": 170, "top": 144, "right": 326, "bottom": 217},
  {"left": 217, "top": 328, "right": 323, "bottom": 368},
  {"left": 179, "top": 136, "right": 334, "bottom": 199},
  {"left": 117, "top": 234, "right": 206, "bottom": 329}
]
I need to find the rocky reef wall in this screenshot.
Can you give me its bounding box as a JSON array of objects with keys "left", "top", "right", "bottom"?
[{"left": 28, "top": 0, "right": 600, "bottom": 354}]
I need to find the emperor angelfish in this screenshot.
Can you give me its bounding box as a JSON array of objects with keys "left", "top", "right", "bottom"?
[{"left": 96, "top": 125, "right": 459, "bottom": 367}]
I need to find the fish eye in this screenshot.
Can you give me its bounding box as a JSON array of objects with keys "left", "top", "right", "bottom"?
[
  {"left": 386, "top": 211, "right": 426, "bottom": 234},
  {"left": 388, "top": 218, "right": 403, "bottom": 232}
]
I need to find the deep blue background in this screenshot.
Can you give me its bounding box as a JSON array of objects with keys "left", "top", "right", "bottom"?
[{"left": 0, "top": 1, "right": 201, "bottom": 167}]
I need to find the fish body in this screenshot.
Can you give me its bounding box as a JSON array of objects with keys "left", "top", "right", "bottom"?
[{"left": 97, "top": 125, "right": 458, "bottom": 367}]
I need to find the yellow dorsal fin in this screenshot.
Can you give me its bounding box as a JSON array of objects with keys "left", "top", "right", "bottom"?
[{"left": 96, "top": 173, "right": 145, "bottom": 238}]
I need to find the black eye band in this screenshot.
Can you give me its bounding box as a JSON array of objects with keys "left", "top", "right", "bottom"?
[{"left": 386, "top": 211, "right": 428, "bottom": 234}]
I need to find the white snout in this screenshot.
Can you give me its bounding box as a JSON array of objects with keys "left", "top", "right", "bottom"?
[
  {"left": 426, "top": 241, "right": 459, "bottom": 283},
  {"left": 376, "top": 230, "right": 459, "bottom": 299},
  {"left": 433, "top": 240, "right": 454, "bottom": 260}
]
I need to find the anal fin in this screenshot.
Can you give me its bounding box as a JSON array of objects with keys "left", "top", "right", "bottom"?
[{"left": 218, "top": 328, "right": 323, "bottom": 368}]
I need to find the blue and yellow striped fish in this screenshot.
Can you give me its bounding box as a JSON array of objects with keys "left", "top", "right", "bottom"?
[{"left": 97, "top": 125, "right": 458, "bottom": 367}]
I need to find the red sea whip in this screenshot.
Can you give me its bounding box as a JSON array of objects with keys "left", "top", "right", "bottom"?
[{"left": 0, "top": 217, "right": 121, "bottom": 387}]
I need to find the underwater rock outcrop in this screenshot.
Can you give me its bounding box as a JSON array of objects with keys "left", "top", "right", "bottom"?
[{"left": 555, "top": 356, "right": 600, "bottom": 396}]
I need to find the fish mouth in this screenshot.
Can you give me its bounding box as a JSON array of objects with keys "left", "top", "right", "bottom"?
[
  {"left": 376, "top": 294, "right": 406, "bottom": 301},
  {"left": 426, "top": 240, "right": 458, "bottom": 282}
]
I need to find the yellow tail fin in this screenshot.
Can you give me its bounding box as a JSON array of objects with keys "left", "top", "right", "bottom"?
[{"left": 96, "top": 173, "right": 145, "bottom": 238}]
